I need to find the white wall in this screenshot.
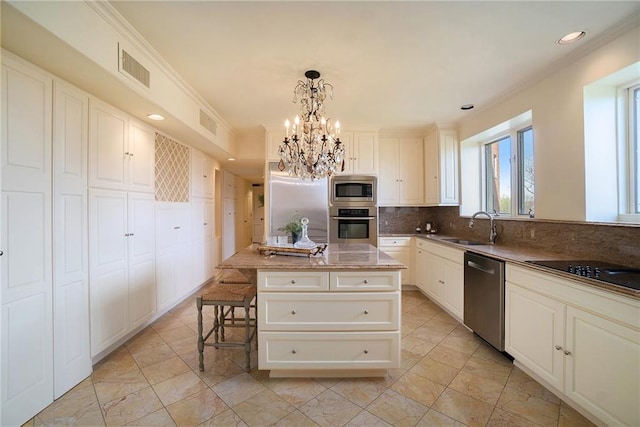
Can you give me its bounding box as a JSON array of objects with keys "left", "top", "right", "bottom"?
[{"left": 456, "top": 22, "right": 640, "bottom": 221}]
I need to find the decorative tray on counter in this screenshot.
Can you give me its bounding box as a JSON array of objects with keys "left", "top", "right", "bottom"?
[{"left": 257, "top": 243, "right": 327, "bottom": 258}]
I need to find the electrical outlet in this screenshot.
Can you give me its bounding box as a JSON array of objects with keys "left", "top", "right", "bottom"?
[
  {"left": 530, "top": 229, "right": 536, "bottom": 239},
  {"left": 384, "top": 220, "right": 388, "bottom": 226}
]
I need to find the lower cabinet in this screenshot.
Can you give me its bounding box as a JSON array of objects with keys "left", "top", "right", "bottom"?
[
  {"left": 378, "top": 237, "right": 412, "bottom": 286},
  {"left": 89, "top": 189, "right": 156, "bottom": 357},
  {"left": 257, "top": 270, "right": 401, "bottom": 374},
  {"left": 414, "top": 238, "right": 464, "bottom": 321},
  {"left": 506, "top": 264, "right": 640, "bottom": 426}
]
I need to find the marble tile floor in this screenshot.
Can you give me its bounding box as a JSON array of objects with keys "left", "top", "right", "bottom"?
[{"left": 24, "top": 290, "right": 596, "bottom": 427}]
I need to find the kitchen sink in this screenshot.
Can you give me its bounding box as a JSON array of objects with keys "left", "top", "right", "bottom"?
[{"left": 440, "top": 238, "right": 486, "bottom": 246}]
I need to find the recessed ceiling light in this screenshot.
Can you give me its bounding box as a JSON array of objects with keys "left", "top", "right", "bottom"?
[
  {"left": 227, "top": 157, "right": 236, "bottom": 161},
  {"left": 460, "top": 104, "right": 475, "bottom": 110},
  {"left": 147, "top": 113, "right": 165, "bottom": 121},
  {"left": 558, "top": 31, "right": 586, "bottom": 44}
]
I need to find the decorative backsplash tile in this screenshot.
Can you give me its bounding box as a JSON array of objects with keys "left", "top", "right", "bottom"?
[{"left": 155, "top": 133, "right": 190, "bottom": 202}]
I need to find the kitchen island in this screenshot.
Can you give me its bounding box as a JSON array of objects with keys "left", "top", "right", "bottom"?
[{"left": 218, "top": 243, "right": 406, "bottom": 377}]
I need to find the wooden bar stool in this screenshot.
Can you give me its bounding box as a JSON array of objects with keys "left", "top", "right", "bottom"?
[{"left": 196, "top": 283, "right": 257, "bottom": 372}]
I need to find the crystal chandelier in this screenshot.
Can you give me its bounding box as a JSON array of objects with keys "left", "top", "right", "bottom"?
[{"left": 278, "top": 70, "right": 345, "bottom": 179}]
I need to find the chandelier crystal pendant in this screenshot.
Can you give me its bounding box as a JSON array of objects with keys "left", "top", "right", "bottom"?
[{"left": 278, "top": 70, "right": 345, "bottom": 180}]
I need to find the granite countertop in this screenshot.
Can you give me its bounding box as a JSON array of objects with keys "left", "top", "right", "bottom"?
[
  {"left": 219, "top": 243, "right": 407, "bottom": 271},
  {"left": 381, "top": 233, "right": 639, "bottom": 299}
]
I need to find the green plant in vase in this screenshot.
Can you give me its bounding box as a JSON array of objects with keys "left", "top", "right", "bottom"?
[{"left": 277, "top": 211, "right": 302, "bottom": 243}]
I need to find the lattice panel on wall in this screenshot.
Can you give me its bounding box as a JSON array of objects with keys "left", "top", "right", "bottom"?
[{"left": 155, "top": 133, "right": 190, "bottom": 202}]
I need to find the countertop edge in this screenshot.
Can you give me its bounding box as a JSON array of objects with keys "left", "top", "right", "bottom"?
[{"left": 380, "top": 233, "right": 640, "bottom": 300}]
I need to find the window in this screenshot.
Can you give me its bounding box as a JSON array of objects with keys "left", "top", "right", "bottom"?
[
  {"left": 482, "top": 126, "right": 534, "bottom": 217},
  {"left": 630, "top": 84, "right": 640, "bottom": 214}
]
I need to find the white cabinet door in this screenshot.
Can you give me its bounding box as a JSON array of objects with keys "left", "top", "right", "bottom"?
[
  {"left": 439, "top": 130, "right": 459, "bottom": 205},
  {"left": 52, "top": 80, "right": 91, "bottom": 399},
  {"left": 128, "top": 120, "right": 155, "bottom": 194},
  {"left": 338, "top": 132, "right": 377, "bottom": 175},
  {"left": 414, "top": 247, "right": 428, "bottom": 293},
  {"left": 88, "top": 99, "right": 128, "bottom": 190},
  {"left": 442, "top": 258, "right": 463, "bottom": 321},
  {"left": 398, "top": 138, "right": 424, "bottom": 205},
  {"left": 424, "top": 128, "right": 459, "bottom": 206},
  {"left": 377, "top": 138, "right": 398, "bottom": 205},
  {"left": 1, "top": 58, "right": 54, "bottom": 426},
  {"left": 426, "top": 254, "right": 444, "bottom": 302},
  {"left": 127, "top": 192, "right": 155, "bottom": 328},
  {"left": 565, "top": 306, "right": 640, "bottom": 427},
  {"left": 505, "top": 282, "right": 565, "bottom": 391},
  {"left": 378, "top": 137, "right": 423, "bottom": 206},
  {"left": 353, "top": 132, "right": 378, "bottom": 174},
  {"left": 379, "top": 248, "right": 410, "bottom": 285},
  {"left": 89, "top": 189, "right": 128, "bottom": 356}
]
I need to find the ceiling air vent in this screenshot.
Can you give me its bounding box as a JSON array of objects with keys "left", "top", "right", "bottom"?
[
  {"left": 199, "top": 109, "right": 218, "bottom": 135},
  {"left": 119, "top": 46, "right": 150, "bottom": 89}
]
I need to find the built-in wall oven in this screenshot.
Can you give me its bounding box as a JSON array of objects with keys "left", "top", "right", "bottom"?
[{"left": 329, "top": 206, "right": 378, "bottom": 246}]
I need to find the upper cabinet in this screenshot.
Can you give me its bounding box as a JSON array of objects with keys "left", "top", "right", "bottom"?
[
  {"left": 424, "top": 127, "right": 459, "bottom": 206},
  {"left": 191, "top": 149, "right": 214, "bottom": 199},
  {"left": 339, "top": 131, "right": 378, "bottom": 175},
  {"left": 378, "top": 137, "right": 424, "bottom": 206},
  {"left": 88, "top": 99, "right": 155, "bottom": 193}
]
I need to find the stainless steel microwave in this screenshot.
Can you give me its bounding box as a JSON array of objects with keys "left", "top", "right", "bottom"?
[{"left": 330, "top": 175, "right": 377, "bottom": 206}]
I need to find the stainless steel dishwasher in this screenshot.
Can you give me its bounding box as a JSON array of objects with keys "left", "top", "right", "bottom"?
[{"left": 463, "top": 251, "right": 506, "bottom": 351}]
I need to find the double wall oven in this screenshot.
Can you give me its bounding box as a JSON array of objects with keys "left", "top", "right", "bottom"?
[{"left": 329, "top": 175, "right": 378, "bottom": 246}]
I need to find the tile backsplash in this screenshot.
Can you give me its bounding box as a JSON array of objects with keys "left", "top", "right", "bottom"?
[{"left": 379, "top": 206, "right": 640, "bottom": 269}]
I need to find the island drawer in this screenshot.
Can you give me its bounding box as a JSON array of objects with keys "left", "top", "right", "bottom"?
[
  {"left": 258, "top": 271, "right": 329, "bottom": 291},
  {"left": 259, "top": 292, "right": 400, "bottom": 331},
  {"left": 330, "top": 271, "right": 400, "bottom": 291},
  {"left": 379, "top": 237, "right": 412, "bottom": 247},
  {"left": 258, "top": 331, "right": 401, "bottom": 370}
]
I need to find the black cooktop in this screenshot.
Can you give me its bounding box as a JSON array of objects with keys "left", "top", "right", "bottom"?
[{"left": 525, "top": 260, "right": 640, "bottom": 291}]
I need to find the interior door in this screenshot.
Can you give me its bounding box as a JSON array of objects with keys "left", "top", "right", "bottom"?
[{"left": 1, "top": 57, "right": 54, "bottom": 426}]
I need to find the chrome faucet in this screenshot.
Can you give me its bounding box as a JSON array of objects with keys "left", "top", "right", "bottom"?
[{"left": 469, "top": 211, "right": 498, "bottom": 244}]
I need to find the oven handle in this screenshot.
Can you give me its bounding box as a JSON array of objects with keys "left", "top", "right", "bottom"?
[{"left": 331, "top": 216, "right": 376, "bottom": 220}]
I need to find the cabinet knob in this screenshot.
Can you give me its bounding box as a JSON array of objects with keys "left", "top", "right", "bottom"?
[
  {"left": 203, "top": 175, "right": 207, "bottom": 178},
  {"left": 555, "top": 345, "right": 562, "bottom": 351},
  {"left": 364, "top": 310, "right": 369, "bottom": 315},
  {"left": 174, "top": 226, "right": 180, "bottom": 229},
  {"left": 290, "top": 279, "right": 296, "bottom": 284},
  {"left": 438, "top": 280, "right": 445, "bottom": 284},
  {"left": 564, "top": 350, "right": 572, "bottom": 356},
  {"left": 363, "top": 349, "right": 369, "bottom": 354},
  {"left": 291, "top": 310, "right": 296, "bottom": 315},
  {"left": 0, "top": 250, "right": 3, "bottom": 256},
  {"left": 204, "top": 222, "right": 208, "bottom": 226},
  {"left": 125, "top": 233, "right": 130, "bottom": 237},
  {"left": 291, "top": 349, "right": 297, "bottom": 354},
  {"left": 363, "top": 279, "right": 369, "bottom": 284},
  {"left": 124, "top": 152, "right": 130, "bottom": 156},
  {"left": 129, "top": 153, "right": 134, "bottom": 157},
  {"left": 130, "top": 233, "right": 134, "bottom": 236}
]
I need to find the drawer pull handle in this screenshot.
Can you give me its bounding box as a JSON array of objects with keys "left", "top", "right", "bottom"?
[
  {"left": 291, "top": 349, "right": 297, "bottom": 354},
  {"left": 363, "top": 279, "right": 369, "bottom": 284},
  {"left": 364, "top": 310, "right": 369, "bottom": 315},
  {"left": 291, "top": 310, "right": 296, "bottom": 315},
  {"left": 555, "top": 345, "right": 562, "bottom": 351},
  {"left": 291, "top": 280, "right": 296, "bottom": 284},
  {"left": 564, "top": 350, "right": 572, "bottom": 356},
  {"left": 364, "top": 349, "right": 369, "bottom": 354}
]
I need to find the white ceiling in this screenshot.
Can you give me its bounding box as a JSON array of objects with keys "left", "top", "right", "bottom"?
[{"left": 109, "top": 1, "right": 640, "bottom": 133}]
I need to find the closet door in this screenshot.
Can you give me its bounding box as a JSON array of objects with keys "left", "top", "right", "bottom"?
[
  {"left": 127, "top": 192, "right": 156, "bottom": 328},
  {"left": 52, "top": 81, "right": 91, "bottom": 398},
  {"left": 1, "top": 57, "right": 53, "bottom": 426},
  {"left": 89, "top": 189, "right": 128, "bottom": 356}
]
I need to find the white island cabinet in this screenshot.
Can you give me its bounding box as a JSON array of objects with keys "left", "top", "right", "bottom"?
[{"left": 220, "top": 243, "right": 404, "bottom": 378}]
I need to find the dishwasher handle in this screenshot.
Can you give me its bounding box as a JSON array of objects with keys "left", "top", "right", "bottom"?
[{"left": 466, "top": 260, "right": 496, "bottom": 275}]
